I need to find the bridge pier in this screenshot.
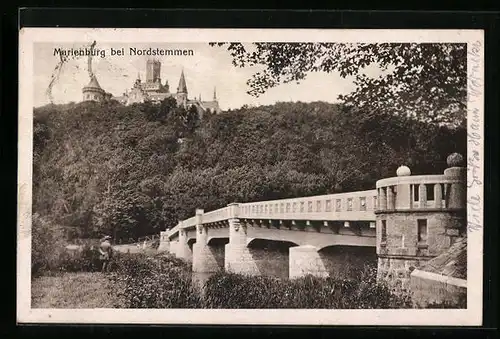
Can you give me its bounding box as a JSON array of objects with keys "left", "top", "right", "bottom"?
[
  {"left": 192, "top": 209, "right": 222, "bottom": 274},
  {"left": 157, "top": 231, "right": 170, "bottom": 252},
  {"left": 225, "top": 203, "right": 259, "bottom": 275},
  {"left": 176, "top": 226, "right": 192, "bottom": 262},
  {"left": 289, "top": 245, "right": 329, "bottom": 279}
]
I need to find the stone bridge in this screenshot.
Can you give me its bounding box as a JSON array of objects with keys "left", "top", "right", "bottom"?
[{"left": 158, "top": 158, "right": 466, "bottom": 291}]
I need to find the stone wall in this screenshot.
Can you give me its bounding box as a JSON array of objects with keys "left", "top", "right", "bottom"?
[
  {"left": 410, "top": 269, "right": 467, "bottom": 308},
  {"left": 376, "top": 210, "right": 465, "bottom": 292},
  {"left": 377, "top": 257, "right": 428, "bottom": 293}
]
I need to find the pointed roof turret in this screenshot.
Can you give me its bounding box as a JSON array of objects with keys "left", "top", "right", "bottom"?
[
  {"left": 86, "top": 75, "right": 102, "bottom": 89},
  {"left": 213, "top": 86, "right": 217, "bottom": 100},
  {"left": 83, "top": 74, "right": 104, "bottom": 93},
  {"left": 177, "top": 69, "right": 188, "bottom": 94}
]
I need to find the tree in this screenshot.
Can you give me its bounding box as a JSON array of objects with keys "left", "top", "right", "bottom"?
[
  {"left": 143, "top": 97, "right": 177, "bottom": 122},
  {"left": 185, "top": 105, "right": 200, "bottom": 135},
  {"left": 210, "top": 43, "right": 466, "bottom": 126}
]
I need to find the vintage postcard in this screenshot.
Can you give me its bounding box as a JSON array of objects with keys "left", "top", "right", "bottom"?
[{"left": 18, "top": 28, "right": 484, "bottom": 325}]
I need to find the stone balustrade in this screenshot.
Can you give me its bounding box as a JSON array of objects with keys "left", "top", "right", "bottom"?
[
  {"left": 239, "top": 190, "right": 376, "bottom": 221},
  {"left": 375, "top": 173, "right": 465, "bottom": 211},
  {"left": 167, "top": 189, "right": 377, "bottom": 240},
  {"left": 202, "top": 206, "right": 231, "bottom": 224}
]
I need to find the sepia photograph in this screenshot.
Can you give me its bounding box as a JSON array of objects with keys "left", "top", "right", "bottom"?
[{"left": 17, "top": 28, "right": 484, "bottom": 325}]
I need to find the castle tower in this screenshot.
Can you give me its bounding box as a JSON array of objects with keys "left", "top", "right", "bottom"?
[
  {"left": 176, "top": 69, "right": 188, "bottom": 107},
  {"left": 146, "top": 59, "right": 161, "bottom": 83},
  {"left": 82, "top": 75, "right": 105, "bottom": 102},
  {"left": 375, "top": 153, "right": 466, "bottom": 294}
]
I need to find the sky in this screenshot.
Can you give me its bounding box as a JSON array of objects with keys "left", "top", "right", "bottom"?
[{"left": 33, "top": 42, "right": 363, "bottom": 110}]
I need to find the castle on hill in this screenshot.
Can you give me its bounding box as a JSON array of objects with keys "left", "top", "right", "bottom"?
[{"left": 82, "top": 59, "right": 221, "bottom": 115}]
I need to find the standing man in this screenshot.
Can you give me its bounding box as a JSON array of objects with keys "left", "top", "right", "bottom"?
[{"left": 99, "top": 235, "right": 113, "bottom": 272}]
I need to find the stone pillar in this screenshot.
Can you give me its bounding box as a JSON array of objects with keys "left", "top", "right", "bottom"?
[
  {"left": 418, "top": 183, "right": 427, "bottom": 207},
  {"left": 176, "top": 223, "right": 192, "bottom": 261},
  {"left": 387, "top": 186, "right": 395, "bottom": 210},
  {"left": 395, "top": 184, "right": 410, "bottom": 209},
  {"left": 444, "top": 153, "right": 466, "bottom": 209},
  {"left": 157, "top": 231, "right": 170, "bottom": 252},
  {"left": 394, "top": 165, "right": 412, "bottom": 209},
  {"left": 434, "top": 183, "right": 443, "bottom": 208},
  {"left": 444, "top": 167, "right": 466, "bottom": 209},
  {"left": 193, "top": 209, "right": 222, "bottom": 274},
  {"left": 224, "top": 203, "right": 259, "bottom": 275},
  {"left": 289, "top": 245, "right": 328, "bottom": 279},
  {"left": 169, "top": 240, "right": 178, "bottom": 255},
  {"left": 378, "top": 188, "right": 387, "bottom": 210}
]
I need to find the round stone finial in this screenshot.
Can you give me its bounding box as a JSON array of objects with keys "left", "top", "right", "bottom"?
[
  {"left": 447, "top": 152, "right": 464, "bottom": 167},
  {"left": 396, "top": 165, "right": 411, "bottom": 177}
]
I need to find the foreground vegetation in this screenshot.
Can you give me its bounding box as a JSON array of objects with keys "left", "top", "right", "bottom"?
[
  {"left": 34, "top": 247, "right": 468, "bottom": 309},
  {"left": 32, "top": 272, "right": 120, "bottom": 308},
  {"left": 32, "top": 248, "right": 414, "bottom": 309}
]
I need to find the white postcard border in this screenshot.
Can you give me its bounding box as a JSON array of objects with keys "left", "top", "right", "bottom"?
[{"left": 18, "top": 28, "right": 485, "bottom": 325}]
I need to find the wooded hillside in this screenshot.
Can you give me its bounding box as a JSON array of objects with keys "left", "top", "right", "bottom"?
[{"left": 33, "top": 99, "right": 466, "bottom": 241}]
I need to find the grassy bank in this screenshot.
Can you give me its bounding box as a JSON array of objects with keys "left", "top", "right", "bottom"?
[{"left": 31, "top": 272, "right": 122, "bottom": 308}]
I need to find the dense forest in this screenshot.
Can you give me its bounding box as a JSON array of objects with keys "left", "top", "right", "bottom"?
[{"left": 33, "top": 98, "right": 466, "bottom": 241}]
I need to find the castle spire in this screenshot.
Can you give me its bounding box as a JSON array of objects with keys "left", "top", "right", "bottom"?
[
  {"left": 177, "top": 69, "right": 188, "bottom": 94},
  {"left": 213, "top": 86, "right": 217, "bottom": 100}
]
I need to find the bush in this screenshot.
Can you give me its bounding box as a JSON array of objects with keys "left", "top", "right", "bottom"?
[
  {"left": 58, "top": 244, "right": 101, "bottom": 272},
  {"left": 31, "top": 214, "right": 67, "bottom": 277},
  {"left": 203, "top": 271, "right": 412, "bottom": 309},
  {"left": 151, "top": 239, "right": 160, "bottom": 249},
  {"left": 103, "top": 253, "right": 411, "bottom": 309},
  {"left": 108, "top": 253, "right": 202, "bottom": 308}
]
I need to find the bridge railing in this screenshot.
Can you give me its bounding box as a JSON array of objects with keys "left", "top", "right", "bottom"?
[
  {"left": 164, "top": 158, "right": 466, "bottom": 241},
  {"left": 375, "top": 173, "right": 464, "bottom": 211},
  {"left": 183, "top": 216, "right": 197, "bottom": 228},
  {"left": 203, "top": 206, "right": 230, "bottom": 224},
  {"left": 167, "top": 189, "right": 377, "bottom": 239},
  {"left": 238, "top": 190, "right": 377, "bottom": 221}
]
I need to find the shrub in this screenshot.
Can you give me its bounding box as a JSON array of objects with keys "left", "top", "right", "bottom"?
[
  {"left": 31, "top": 214, "right": 67, "bottom": 277},
  {"left": 58, "top": 244, "right": 101, "bottom": 272},
  {"left": 151, "top": 239, "right": 160, "bottom": 249},
  {"left": 203, "top": 270, "right": 412, "bottom": 309},
  {"left": 108, "top": 253, "right": 202, "bottom": 308}
]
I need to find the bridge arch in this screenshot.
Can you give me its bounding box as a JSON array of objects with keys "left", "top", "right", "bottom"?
[
  {"left": 247, "top": 237, "right": 299, "bottom": 249},
  {"left": 187, "top": 238, "right": 196, "bottom": 251},
  {"left": 244, "top": 238, "right": 299, "bottom": 279},
  {"left": 207, "top": 237, "right": 229, "bottom": 246}
]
